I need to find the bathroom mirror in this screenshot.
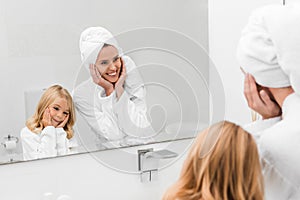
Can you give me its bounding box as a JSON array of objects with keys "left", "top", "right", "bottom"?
[{"left": 0, "top": 0, "right": 209, "bottom": 164}]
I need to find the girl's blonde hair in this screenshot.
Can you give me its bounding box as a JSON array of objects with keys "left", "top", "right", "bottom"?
[
  {"left": 163, "top": 121, "right": 264, "bottom": 200},
  {"left": 26, "top": 85, "right": 76, "bottom": 139}
]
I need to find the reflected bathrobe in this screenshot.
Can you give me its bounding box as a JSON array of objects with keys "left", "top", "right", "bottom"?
[
  {"left": 244, "top": 93, "right": 300, "bottom": 200},
  {"left": 21, "top": 126, "right": 74, "bottom": 161},
  {"left": 73, "top": 56, "right": 152, "bottom": 143}
]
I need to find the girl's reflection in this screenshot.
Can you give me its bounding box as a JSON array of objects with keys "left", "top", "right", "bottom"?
[{"left": 21, "top": 85, "right": 77, "bottom": 160}]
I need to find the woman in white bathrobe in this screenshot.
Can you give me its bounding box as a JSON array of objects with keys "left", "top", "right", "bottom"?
[
  {"left": 73, "top": 27, "right": 152, "bottom": 146},
  {"left": 237, "top": 3, "right": 300, "bottom": 199},
  {"left": 21, "top": 85, "right": 76, "bottom": 161}
]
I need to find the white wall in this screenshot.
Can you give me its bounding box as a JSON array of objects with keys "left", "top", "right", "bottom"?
[{"left": 208, "top": 0, "right": 282, "bottom": 125}]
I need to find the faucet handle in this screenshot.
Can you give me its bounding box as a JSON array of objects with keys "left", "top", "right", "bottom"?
[
  {"left": 145, "top": 149, "right": 178, "bottom": 159},
  {"left": 137, "top": 148, "right": 178, "bottom": 182}
]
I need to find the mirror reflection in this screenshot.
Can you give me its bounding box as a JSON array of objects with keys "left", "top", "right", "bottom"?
[
  {"left": 21, "top": 85, "right": 77, "bottom": 161},
  {"left": 73, "top": 27, "right": 154, "bottom": 149},
  {"left": 0, "top": 0, "right": 209, "bottom": 164}
]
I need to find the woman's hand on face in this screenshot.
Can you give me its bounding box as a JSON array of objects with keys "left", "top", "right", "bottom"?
[
  {"left": 42, "top": 108, "right": 54, "bottom": 127},
  {"left": 244, "top": 73, "right": 281, "bottom": 119},
  {"left": 115, "top": 58, "right": 127, "bottom": 99},
  {"left": 89, "top": 64, "right": 114, "bottom": 96},
  {"left": 57, "top": 115, "right": 69, "bottom": 128}
]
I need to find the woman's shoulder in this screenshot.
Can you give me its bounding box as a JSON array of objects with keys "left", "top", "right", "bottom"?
[
  {"left": 72, "top": 78, "right": 100, "bottom": 102},
  {"left": 73, "top": 78, "right": 93, "bottom": 95}
]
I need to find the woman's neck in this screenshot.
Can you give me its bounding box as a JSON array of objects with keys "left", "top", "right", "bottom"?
[{"left": 269, "top": 87, "right": 294, "bottom": 107}]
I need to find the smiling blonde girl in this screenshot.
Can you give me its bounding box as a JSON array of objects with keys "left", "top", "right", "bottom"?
[{"left": 21, "top": 85, "right": 76, "bottom": 160}]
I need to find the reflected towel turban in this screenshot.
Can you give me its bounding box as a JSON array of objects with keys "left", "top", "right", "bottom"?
[{"left": 79, "top": 27, "right": 121, "bottom": 70}]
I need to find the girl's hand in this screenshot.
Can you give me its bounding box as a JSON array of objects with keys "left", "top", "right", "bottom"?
[
  {"left": 115, "top": 58, "right": 127, "bottom": 99},
  {"left": 89, "top": 64, "right": 114, "bottom": 96},
  {"left": 42, "top": 108, "right": 53, "bottom": 127},
  {"left": 57, "top": 115, "right": 69, "bottom": 128}
]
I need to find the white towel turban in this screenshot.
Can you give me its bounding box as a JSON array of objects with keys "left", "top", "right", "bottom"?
[
  {"left": 79, "top": 27, "right": 122, "bottom": 70},
  {"left": 78, "top": 26, "right": 144, "bottom": 98},
  {"left": 237, "top": 3, "right": 300, "bottom": 94}
]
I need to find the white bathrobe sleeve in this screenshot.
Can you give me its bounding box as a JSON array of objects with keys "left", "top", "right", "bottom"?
[
  {"left": 243, "top": 119, "right": 298, "bottom": 200},
  {"left": 112, "top": 56, "right": 152, "bottom": 138},
  {"left": 242, "top": 116, "right": 281, "bottom": 140},
  {"left": 73, "top": 56, "right": 153, "bottom": 141},
  {"left": 21, "top": 126, "right": 57, "bottom": 160},
  {"left": 56, "top": 128, "right": 71, "bottom": 156},
  {"left": 21, "top": 126, "right": 72, "bottom": 160},
  {"left": 258, "top": 94, "right": 300, "bottom": 200},
  {"left": 243, "top": 94, "right": 300, "bottom": 200},
  {"left": 74, "top": 85, "right": 125, "bottom": 141},
  {"left": 113, "top": 88, "right": 152, "bottom": 138}
]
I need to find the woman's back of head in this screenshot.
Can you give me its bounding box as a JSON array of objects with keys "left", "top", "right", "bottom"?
[{"left": 163, "top": 120, "right": 264, "bottom": 200}]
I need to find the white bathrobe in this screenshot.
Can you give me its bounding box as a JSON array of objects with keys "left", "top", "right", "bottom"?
[
  {"left": 237, "top": 3, "right": 300, "bottom": 199},
  {"left": 21, "top": 126, "right": 75, "bottom": 161},
  {"left": 73, "top": 56, "right": 153, "bottom": 144},
  {"left": 244, "top": 93, "right": 300, "bottom": 200}
]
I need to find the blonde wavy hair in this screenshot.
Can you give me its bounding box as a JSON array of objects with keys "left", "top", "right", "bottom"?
[
  {"left": 26, "top": 85, "right": 76, "bottom": 139},
  {"left": 163, "top": 121, "right": 264, "bottom": 200}
]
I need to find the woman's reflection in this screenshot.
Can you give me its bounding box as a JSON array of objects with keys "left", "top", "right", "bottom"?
[
  {"left": 73, "top": 27, "right": 153, "bottom": 147},
  {"left": 20, "top": 85, "right": 77, "bottom": 161}
]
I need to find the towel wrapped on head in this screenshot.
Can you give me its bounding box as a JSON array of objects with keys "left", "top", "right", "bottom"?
[
  {"left": 237, "top": 3, "right": 300, "bottom": 94},
  {"left": 78, "top": 26, "right": 144, "bottom": 98},
  {"left": 79, "top": 27, "right": 122, "bottom": 70}
]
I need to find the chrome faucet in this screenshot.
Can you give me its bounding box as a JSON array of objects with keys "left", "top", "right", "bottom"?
[{"left": 137, "top": 148, "right": 178, "bottom": 182}]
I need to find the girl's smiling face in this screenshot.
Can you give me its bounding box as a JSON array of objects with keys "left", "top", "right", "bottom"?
[
  {"left": 95, "top": 45, "right": 121, "bottom": 83},
  {"left": 48, "top": 97, "right": 69, "bottom": 127}
]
